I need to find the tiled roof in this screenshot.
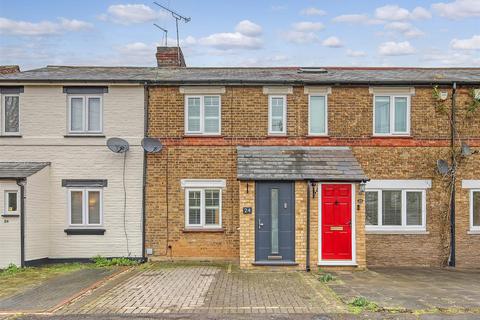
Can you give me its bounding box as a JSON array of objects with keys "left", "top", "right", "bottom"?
[
  {"left": 0, "top": 162, "right": 50, "bottom": 179},
  {"left": 0, "top": 66, "right": 479, "bottom": 84},
  {"left": 237, "top": 146, "right": 368, "bottom": 181}
]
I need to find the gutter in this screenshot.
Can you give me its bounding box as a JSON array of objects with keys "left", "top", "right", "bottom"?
[{"left": 16, "top": 178, "right": 26, "bottom": 267}]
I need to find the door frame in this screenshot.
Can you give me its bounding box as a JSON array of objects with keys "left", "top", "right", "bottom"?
[{"left": 318, "top": 182, "right": 357, "bottom": 266}]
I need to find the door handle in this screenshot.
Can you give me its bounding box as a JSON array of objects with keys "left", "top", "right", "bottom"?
[{"left": 258, "top": 219, "right": 264, "bottom": 229}]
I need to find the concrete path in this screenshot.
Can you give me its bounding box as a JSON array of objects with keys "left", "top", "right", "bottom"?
[
  {"left": 0, "top": 268, "right": 117, "bottom": 313},
  {"left": 57, "top": 264, "right": 346, "bottom": 315},
  {"left": 327, "top": 267, "right": 480, "bottom": 312}
]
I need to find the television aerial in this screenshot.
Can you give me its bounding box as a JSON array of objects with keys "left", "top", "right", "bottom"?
[
  {"left": 106, "top": 138, "right": 130, "bottom": 153},
  {"left": 142, "top": 138, "right": 163, "bottom": 153}
]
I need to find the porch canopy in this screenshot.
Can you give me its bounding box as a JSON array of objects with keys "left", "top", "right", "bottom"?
[
  {"left": 237, "top": 146, "right": 367, "bottom": 182},
  {"left": 0, "top": 162, "right": 50, "bottom": 179}
]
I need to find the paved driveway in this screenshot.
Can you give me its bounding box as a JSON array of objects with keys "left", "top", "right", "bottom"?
[{"left": 57, "top": 264, "right": 346, "bottom": 315}]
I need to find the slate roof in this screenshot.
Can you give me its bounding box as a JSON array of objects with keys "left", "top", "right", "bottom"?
[
  {"left": 0, "top": 162, "right": 50, "bottom": 179},
  {"left": 237, "top": 146, "right": 368, "bottom": 181},
  {"left": 0, "top": 66, "right": 479, "bottom": 84}
]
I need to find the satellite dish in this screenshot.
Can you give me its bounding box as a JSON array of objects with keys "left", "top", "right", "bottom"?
[
  {"left": 107, "top": 138, "right": 130, "bottom": 153},
  {"left": 141, "top": 138, "right": 163, "bottom": 153},
  {"left": 461, "top": 142, "right": 472, "bottom": 157},
  {"left": 437, "top": 159, "right": 450, "bottom": 175}
]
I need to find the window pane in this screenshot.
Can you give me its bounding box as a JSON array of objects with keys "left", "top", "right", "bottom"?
[
  {"left": 365, "top": 192, "right": 378, "bottom": 225},
  {"left": 406, "top": 192, "right": 422, "bottom": 226},
  {"left": 187, "top": 97, "right": 201, "bottom": 132},
  {"left": 382, "top": 190, "right": 402, "bottom": 226},
  {"left": 271, "top": 98, "right": 284, "bottom": 117},
  {"left": 375, "top": 96, "right": 390, "bottom": 134},
  {"left": 204, "top": 97, "right": 220, "bottom": 133},
  {"left": 7, "top": 192, "right": 17, "bottom": 212},
  {"left": 188, "top": 191, "right": 201, "bottom": 225},
  {"left": 71, "top": 191, "right": 83, "bottom": 224},
  {"left": 4, "top": 96, "right": 19, "bottom": 133},
  {"left": 71, "top": 98, "right": 84, "bottom": 131},
  {"left": 309, "top": 96, "right": 326, "bottom": 134},
  {"left": 205, "top": 190, "right": 220, "bottom": 225},
  {"left": 473, "top": 192, "right": 480, "bottom": 227},
  {"left": 271, "top": 188, "right": 279, "bottom": 254},
  {"left": 88, "top": 98, "right": 101, "bottom": 132},
  {"left": 394, "top": 97, "right": 407, "bottom": 133},
  {"left": 88, "top": 191, "right": 101, "bottom": 224},
  {"left": 271, "top": 118, "right": 284, "bottom": 132}
]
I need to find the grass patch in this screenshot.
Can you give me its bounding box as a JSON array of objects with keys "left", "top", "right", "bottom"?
[
  {"left": 91, "top": 256, "right": 139, "bottom": 267},
  {"left": 348, "top": 296, "right": 380, "bottom": 314},
  {"left": 0, "top": 263, "right": 89, "bottom": 299},
  {"left": 318, "top": 273, "right": 335, "bottom": 283}
]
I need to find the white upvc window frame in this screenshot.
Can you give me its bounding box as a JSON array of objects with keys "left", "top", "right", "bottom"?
[
  {"left": 308, "top": 94, "right": 328, "bottom": 136},
  {"left": 184, "top": 188, "right": 222, "bottom": 229},
  {"left": 68, "top": 95, "right": 103, "bottom": 134},
  {"left": 1, "top": 94, "right": 20, "bottom": 136},
  {"left": 184, "top": 95, "right": 221, "bottom": 135},
  {"left": 268, "top": 95, "right": 287, "bottom": 135},
  {"left": 470, "top": 189, "right": 480, "bottom": 232},
  {"left": 4, "top": 190, "right": 19, "bottom": 215},
  {"left": 365, "top": 189, "right": 426, "bottom": 232},
  {"left": 67, "top": 188, "right": 103, "bottom": 227},
  {"left": 373, "top": 94, "right": 411, "bottom": 136}
]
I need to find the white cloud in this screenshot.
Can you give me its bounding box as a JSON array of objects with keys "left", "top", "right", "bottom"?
[
  {"left": 101, "top": 4, "right": 167, "bottom": 24},
  {"left": 293, "top": 21, "right": 325, "bottom": 32},
  {"left": 422, "top": 50, "right": 480, "bottom": 66},
  {"left": 432, "top": 0, "right": 480, "bottom": 19},
  {"left": 301, "top": 7, "right": 327, "bottom": 16},
  {"left": 283, "top": 30, "right": 319, "bottom": 44},
  {"left": 332, "top": 14, "right": 382, "bottom": 25},
  {"left": 346, "top": 49, "right": 367, "bottom": 57},
  {"left": 322, "top": 36, "right": 343, "bottom": 48},
  {"left": 235, "top": 20, "right": 262, "bottom": 37},
  {"left": 451, "top": 35, "right": 480, "bottom": 50},
  {"left": 378, "top": 41, "right": 415, "bottom": 56},
  {"left": 199, "top": 32, "right": 262, "bottom": 50},
  {"left": 375, "top": 5, "right": 431, "bottom": 21},
  {"left": 385, "top": 22, "right": 425, "bottom": 38},
  {"left": 0, "top": 17, "right": 92, "bottom": 36}
]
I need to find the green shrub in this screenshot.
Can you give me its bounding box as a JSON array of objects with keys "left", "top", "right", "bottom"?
[
  {"left": 349, "top": 296, "right": 379, "bottom": 312},
  {"left": 318, "top": 273, "right": 335, "bottom": 283},
  {"left": 92, "top": 256, "right": 139, "bottom": 267},
  {"left": 1, "top": 263, "right": 24, "bottom": 275}
]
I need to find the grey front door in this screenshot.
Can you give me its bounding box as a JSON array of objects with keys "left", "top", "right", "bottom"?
[{"left": 255, "top": 181, "right": 295, "bottom": 262}]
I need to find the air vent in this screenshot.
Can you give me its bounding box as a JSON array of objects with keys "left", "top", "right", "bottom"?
[{"left": 298, "top": 68, "right": 328, "bottom": 73}]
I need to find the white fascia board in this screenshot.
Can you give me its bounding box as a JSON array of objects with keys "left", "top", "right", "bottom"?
[
  {"left": 263, "top": 86, "right": 293, "bottom": 95},
  {"left": 179, "top": 86, "right": 226, "bottom": 95},
  {"left": 369, "top": 86, "right": 415, "bottom": 96},
  {"left": 462, "top": 180, "right": 480, "bottom": 189},
  {"left": 366, "top": 179, "right": 432, "bottom": 189},
  {"left": 304, "top": 86, "right": 332, "bottom": 95},
  {"left": 181, "top": 179, "right": 226, "bottom": 188}
]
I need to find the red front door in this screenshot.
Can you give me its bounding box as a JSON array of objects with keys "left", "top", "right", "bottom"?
[{"left": 321, "top": 184, "right": 352, "bottom": 260}]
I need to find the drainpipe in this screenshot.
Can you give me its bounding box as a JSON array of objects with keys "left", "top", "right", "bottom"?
[
  {"left": 306, "top": 181, "right": 311, "bottom": 272},
  {"left": 449, "top": 82, "right": 457, "bottom": 267},
  {"left": 141, "top": 83, "right": 149, "bottom": 262},
  {"left": 16, "top": 178, "right": 26, "bottom": 267}
]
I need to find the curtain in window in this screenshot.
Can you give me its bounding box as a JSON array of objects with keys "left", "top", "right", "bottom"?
[
  {"left": 271, "top": 97, "right": 284, "bottom": 132},
  {"left": 71, "top": 98, "right": 84, "bottom": 131},
  {"left": 204, "top": 96, "right": 220, "bottom": 134},
  {"left": 205, "top": 190, "right": 220, "bottom": 225},
  {"left": 4, "top": 96, "right": 19, "bottom": 133},
  {"left": 394, "top": 97, "right": 408, "bottom": 133},
  {"left": 375, "top": 96, "right": 390, "bottom": 134},
  {"left": 71, "top": 191, "right": 83, "bottom": 224},
  {"left": 309, "top": 96, "right": 326, "bottom": 134},
  {"left": 88, "top": 191, "right": 101, "bottom": 224},
  {"left": 474, "top": 192, "right": 480, "bottom": 227},
  {"left": 187, "top": 97, "right": 201, "bottom": 132},
  {"left": 188, "top": 191, "right": 201, "bottom": 225},
  {"left": 88, "top": 98, "right": 101, "bottom": 132},
  {"left": 406, "top": 191, "right": 422, "bottom": 225},
  {"left": 365, "top": 192, "right": 378, "bottom": 225},
  {"left": 7, "top": 192, "right": 17, "bottom": 212},
  {"left": 382, "top": 190, "right": 402, "bottom": 225}
]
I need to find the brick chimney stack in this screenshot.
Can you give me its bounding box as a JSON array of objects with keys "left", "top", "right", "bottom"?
[
  {"left": 0, "top": 65, "right": 20, "bottom": 74},
  {"left": 156, "top": 47, "right": 186, "bottom": 67}
]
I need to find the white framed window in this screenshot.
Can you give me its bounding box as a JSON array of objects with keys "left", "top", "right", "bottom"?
[
  {"left": 470, "top": 190, "right": 480, "bottom": 232},
  {"left": 1, "top": 94, "right": 20, "bottom": 135},
  {"left": 373, "top": 95, "right": 410, "bottom": 136},
  {"left": 308, "top": 95, "right": 327, "bottom": 135},
  {"left": 4, "top": 190, "right": 19, "bottom": 215},
  {"left": 185, "top": 95, "right": 221, "bottom": 135},
  {"left": 68, "top": 188, "right": 103, "bottom": 226},
  {"left": 68, "top": 96, "right": 103, "bottom": 134},
  {"left": 365, "top": 189, "right": 426, "bottom": 231},
  {"left": 268, "top": 95, "right": 286, "bottom": 135},
  {"left": 185, "top": 188, "right": 222, "bottom": 228}
]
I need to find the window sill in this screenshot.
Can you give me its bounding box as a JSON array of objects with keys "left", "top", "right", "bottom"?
[
  {"left": 366, "top": 230, "right": 429, "bottom": 235},
  {"left": 267, "top": 134, "right": 288, "bottom": 138},
  {"left": 0, "top": 135, "right": 22, "bottom": 138},
  {"left": 64, "top": 134, "right": 106, "bottom": 138},
  {"left": 467, "top": 230, "right": 480, "bottom": 235},
  {"left": 64, "top": 228, "right": 105, "bottom": 235},
  {"left": 1, "top": 214, "right": 20, "bottom": 217},
  {"left": 371, "top": 135, "right": 412, "bottom": 138},
  {"left": 182, "top": 228, "right": 225, "bottom": 233},
  {"left": 183, "top": 134, "right": 223, "bottom": 138},
  {"left": 306, "top": 134, "right": 329, "bottom": 138}
]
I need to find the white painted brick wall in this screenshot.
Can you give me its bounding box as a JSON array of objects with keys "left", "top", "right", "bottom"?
[{"left": 0, "top": 181, "right": 21, "bottom": 268}]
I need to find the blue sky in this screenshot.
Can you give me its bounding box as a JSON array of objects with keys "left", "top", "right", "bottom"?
[{"left": 0, "top": 0, "right": 479, "bottom": 69}]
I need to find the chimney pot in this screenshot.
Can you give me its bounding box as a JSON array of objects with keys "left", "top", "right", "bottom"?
[{"left": 156, "top": 47, "right": 186, "bottom": 68}]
